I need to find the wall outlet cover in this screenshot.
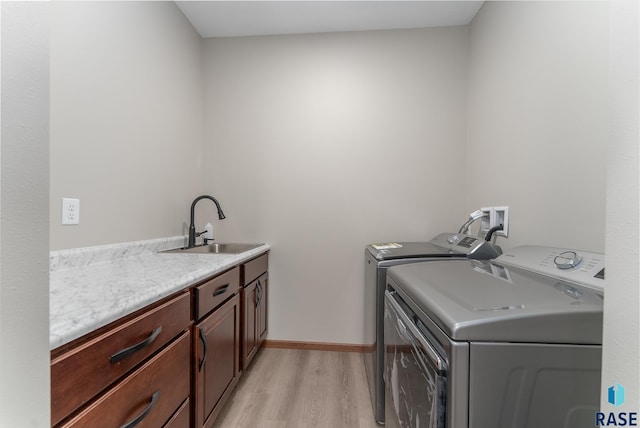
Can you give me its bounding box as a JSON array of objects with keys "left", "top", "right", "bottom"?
[
  {"left": 62, "top": 198, "right": 80, "bottom": 225},
  {"left": 479, "top": 207, "right": 492, "bottom": 233},
  {"left": 479, "top": 206, "right": 509, "bottom": 237}
]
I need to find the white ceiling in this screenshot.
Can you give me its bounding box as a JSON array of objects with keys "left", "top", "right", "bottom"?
[{"left": 176, "top": 1, "right": 484, "bottom": 38}]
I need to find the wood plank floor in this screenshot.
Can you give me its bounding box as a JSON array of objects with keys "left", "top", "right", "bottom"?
[{"left": 212, "top": 348, "right": 381, "bottom": 428}]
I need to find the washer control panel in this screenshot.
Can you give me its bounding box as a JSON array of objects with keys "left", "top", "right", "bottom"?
[
  {"left": 497, "top": 245, "right": 605, "bottom": 291},
  {"left": 553, "top": 251, "right": 584, "bottom": 270}
]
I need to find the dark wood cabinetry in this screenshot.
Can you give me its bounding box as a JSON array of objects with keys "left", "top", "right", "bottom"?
[
  {"left": 60, "top": 332, "right": 191, "bottom": 428},
  {"left": 241, "top": 271, "right": 268, "bottom": 369},
  {"left": 51, "top": 291, "right": 191, "bottom": 427},
  {"left": 241, "top": 254, "right": 269, "bottom": 370},
  {"left": 257, "top": 275, "right": 268, "bottom": 344},
  {"left": 191, "top": 267, "right": 241, "bottom": 428},
  {"left": 51, "top": 251, "right": 268, "bottom": 428},
  {"left": 193, "top": 292, "right": 241, "bottom": 428},
  {"left": 193, "top": 267, "right": 240, "bottom": 320},
  {"left": 165, "top": 399, "right": 191, "bottom": 428}
]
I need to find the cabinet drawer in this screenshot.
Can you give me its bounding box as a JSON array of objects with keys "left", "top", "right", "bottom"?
[
  {"left": 242, "top": 252, "right": 268, "bottom": 286},
  {"left": 194, "top": 267, "right": 240, "bottom": 320},
  {"left": 60, "top": 331, "right": 191, "bottom": 428},
  {"left": 51, "top": 292, "right": 191, "bottom": 426},
  {"left": 164, "top": 398, "right": 190, "bottom": 428}
]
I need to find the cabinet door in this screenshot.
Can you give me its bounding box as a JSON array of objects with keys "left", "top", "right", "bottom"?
[
  {"left": 242, "top": 272, "right": 268, "bottom": 370},
  {"left": 241, "top": 281, "right": 258, "bottom": 369},
  {"left": 257, "top": 273, "right": 268, "bottom": 344},
  {"left": 193, "top": 293, "right": 240, "bottom": 428}
]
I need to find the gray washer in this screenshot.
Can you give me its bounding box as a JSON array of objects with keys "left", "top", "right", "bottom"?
[
  {"left": 365, "top": 233, "right": 501, "bottom": 424},
  {"left": 386, "top": 256, "right": 603, "bottom": 428}
]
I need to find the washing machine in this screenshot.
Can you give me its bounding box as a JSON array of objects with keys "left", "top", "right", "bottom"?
[
  {"left": 384, "top": 245, "right": 605, "bottom": 428},
  {"left": 365, "top": 232, "right": 502, "bottom": 424}
]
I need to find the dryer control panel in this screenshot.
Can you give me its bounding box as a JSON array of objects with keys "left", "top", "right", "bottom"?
[{"left": 497, "top": 245, "right": 605, "bottom": 291}]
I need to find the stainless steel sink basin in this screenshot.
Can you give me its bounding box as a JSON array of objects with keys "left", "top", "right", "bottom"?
[{"left": 161, "top": 243, "right": 264, "bottom": 255}]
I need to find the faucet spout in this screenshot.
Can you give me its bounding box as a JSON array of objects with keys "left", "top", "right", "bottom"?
[{"left": 188, "top": 195, "right": 226, "bottom": 248}]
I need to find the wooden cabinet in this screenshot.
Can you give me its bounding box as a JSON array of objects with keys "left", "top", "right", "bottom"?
[
  {"left": 60, "top": 332, "right": 191, "bottom": 428},
  {"left": 193, "top": 267, "right": 240, "bottom": 320},
  {"left": 241, "top": 254, "right": 269, "bottom": 370},
  {"left": 51, "top": 251, "right": 268, "bottom": 428},
  {"left": 243, "top": 252, "right": 268, "bottom": 288},
  {"left": 51, "top": 291, "right": 191, "bottom": 426},
  {"left": 192, "top": 268, "right": 241, "bottom": 428},
  {"left": 165, "top": 399, "right": 191, "bottom": 428},
  {"left": 241, "top": 272, "right": 268, "bottom": 369}
]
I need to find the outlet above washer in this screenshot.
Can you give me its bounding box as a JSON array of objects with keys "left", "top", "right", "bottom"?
[{"left": 480, "top": 206, "right": 509, "bottom": 237}]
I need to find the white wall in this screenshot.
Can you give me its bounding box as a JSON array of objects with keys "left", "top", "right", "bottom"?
[
  {"left": 602, "top": 0, "right": 639, "bottom": 409},
  {"left": 467, "top": 0, "right": 639, "bottom": 409},
  {"left": 466, "top": 1, "right": 609, "bottom": 252},
  {"left": 203, "top": 28, "right": 469, "bottom": 344},
  {"left": 50, "top": 1, "right": 205, "bottom": 250},
  {"left": 0, "top": 2, "right": 50, "bottom": 426}
]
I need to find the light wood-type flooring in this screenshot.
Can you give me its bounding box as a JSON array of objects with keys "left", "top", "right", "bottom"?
[{"left": 212, "top": 348, "right": 381, "bottom": 428}]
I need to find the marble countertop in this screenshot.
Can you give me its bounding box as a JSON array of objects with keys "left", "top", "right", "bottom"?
[{"left": 50, "top": 237, "right": 270, "bottom": 350}]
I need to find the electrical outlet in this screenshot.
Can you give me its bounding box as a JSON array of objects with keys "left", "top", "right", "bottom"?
[{"left": 62, "top": 198, "right": 80, "bottom": 225}]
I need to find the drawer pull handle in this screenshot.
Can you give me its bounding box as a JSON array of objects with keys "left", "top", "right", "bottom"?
[
  {"left": 199, "top": 326, "right": 207, "bottom": 372},
  {"left": 213, "top": 284, "right": 229, "bottom": 296},
  {"left": 120, "top": 390, "right": 160, "bottom": 428},
  {"left": 110, "top": 326, "right": 162, "bottom": 364}
]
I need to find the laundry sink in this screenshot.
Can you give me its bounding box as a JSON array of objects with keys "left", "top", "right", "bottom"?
[{"left": 161, "top": 243, "right": 264, "bottom": 255}]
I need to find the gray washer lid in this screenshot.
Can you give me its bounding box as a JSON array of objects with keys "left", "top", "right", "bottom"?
[{"left": 387, "top": 260, "right": 603, "bottom": 344}]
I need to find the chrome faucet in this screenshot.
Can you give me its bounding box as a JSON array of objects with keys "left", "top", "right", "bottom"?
[{"left": 188, "top": 195, "right": 226, "bottom": 248}]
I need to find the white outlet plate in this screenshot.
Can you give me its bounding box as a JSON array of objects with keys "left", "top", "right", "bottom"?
[
  {"left": 480, "top": 207, "right": 492, "bottom": 233},
  {"left": 62, "top": 198, "right": 80, "bottom": 225},
  {"left": 493, "top": 206, "right": 509, "bottom": 237},
  {"left": 480, "top": 206, "right": 509, "bottom": 237}
]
